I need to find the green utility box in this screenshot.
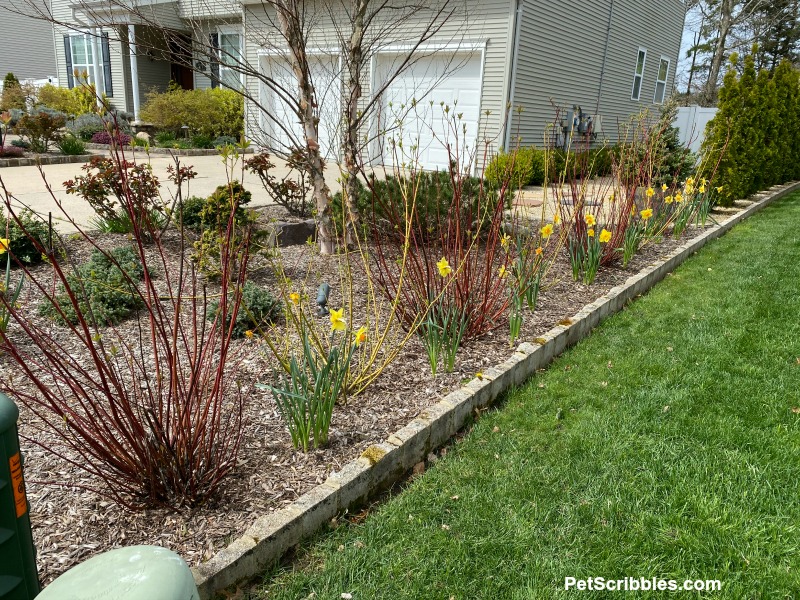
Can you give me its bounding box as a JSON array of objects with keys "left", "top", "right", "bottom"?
[
  {"left": 37, "top": 546, "right": 200, "bottom": 600},
  {"left": 0, "top": 393, "right": 40, "bottom": 600}
]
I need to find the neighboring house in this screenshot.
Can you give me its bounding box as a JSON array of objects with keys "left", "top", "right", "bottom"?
[
  {"left": 0, "top": 0, "right": 58, "bottom": 85},
  {"left": 48, "top": 0, "right": 685, "bottom": 170}
]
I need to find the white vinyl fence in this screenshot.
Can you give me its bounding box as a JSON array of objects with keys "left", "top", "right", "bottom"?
[{"left": 673, "top": 105, "right": 718, "bottom": 154}]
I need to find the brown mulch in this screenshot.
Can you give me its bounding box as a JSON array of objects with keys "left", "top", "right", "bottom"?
[{"left": 1, "top": 214, "right": 717, "bottom": 585}]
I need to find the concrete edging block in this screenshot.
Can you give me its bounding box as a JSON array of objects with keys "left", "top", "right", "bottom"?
[{"left": 192, "top": 181, "right": 800, "bottom": 599}]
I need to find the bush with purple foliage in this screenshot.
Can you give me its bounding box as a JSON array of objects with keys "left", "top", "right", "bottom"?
[
  {"left": 90, "top": 131, "right": 132, "bottom": 145},
  {"left": 0, "top": 145, "right": 24, "bottom": 158}
]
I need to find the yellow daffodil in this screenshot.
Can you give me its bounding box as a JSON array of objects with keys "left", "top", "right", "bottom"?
[
  {"left": 355, "top": 326, "right": 367, "bottom": 346},
  {"left": 640, "top": 208, "right": 653, "bottom": 220},
  {"left": 662, "top": 183, "right": 668, "bottom": 192},
  {"left": 716, "top": 186, "right": 724, "bottom": 193},
  {"left": 609, "top": 192, "right": 615, "bottom": 202},
  {"left": 584, "top": 213, "right": 596, "bottom": 226},
  {"left": 535, "top": 246, "right": 543, "bottom": 256},
  {"left": 244, "top": 330, "right": 254, "bottom": 339},
  {"left": 699, "top": 183, "right": 706, "bottom": 194},
  {"left": 289, "top": 292, "right": 300, "bottom": 305},
  {"left": 500, "top": 233, "right": 511, "bottom": 251},
  {"left": 437, "top": 257, "right": 452, "bottom": 277},
  {"left": 646, "top": 187, "right": 655, "bottom": 199},
  {"left": 553, "top": 213, "right": 561, "bottom": 225},
  {"left": 498, "top": 265, "right": 508, "bottom": 278},
  {"left": 686, "top": 176, "right": 695, "bottom": 187},
  {"left": 675, "top": 192, "right": 684, "bottom": 203},
  {"left": 0, "top": 238, "right": 8, "bottom": 255},
  {"left": 599, "top": 228, "right": 612, "bottom": 243},
  {"left": 540, "top": 223, "right": 554, "bottom": 239},
  {"left": 587, "top": 228, "right": 595, "bottom": 237},
  {"left": 330, "top": 307, "right": 346, "bottom": 332},
  {"left": 664, "top": 195, "right": 674, "bottom": 204}
]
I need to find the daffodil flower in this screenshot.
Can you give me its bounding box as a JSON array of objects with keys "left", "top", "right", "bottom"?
[
  {"left": 534, "top": 246, "right": 543, "bottom": 256},
  {"left": 587, "top": 228, "right": 595, "bottom": 237},
  {"left": 640, "top": 208, "right": 653, "bottom": 220},
  {"left": 355, "top": 326, "right": 367, "bottom": 346},
  {"left": 437, "top": 257, "right": 452, "bottom": 277},
  {"left": 540, "top": 223, "right": 554, "bottom": 239},
  {"left": 244, "top": 330, "right": 254, "bottom": 339},
  {"left": 675, "top": 192, "right": 684, "bottom": 203},
  {"left": 716, "top": 186, "right": 724, "bottom": 193},
  {"left": 289, "top": 292, "right": 300, "bottom": 305},
  {"left": 553, "top": 213, "right": 561, "bottom": 225},
  {"left": 599, "top": 229, "right": 612, "bottom": 243},
  {"left": 330, "top": 307, "right": 346, "bottom": 332},
  {"left": 662, "top": 183, "right": 668, "bottom": 192},
  {"left": 664, "top": 195, "right": 674, "bottom": 204},
  {"left": 585, "top": 214, "right": 596, "bottom": 227},
  {"left": 500, "top": 233, "right": 511, "bottom": 251},
  {"left": 0, "top": 238, "right": 8, "bottom": 256},
  {"left": 646, "top": 187, "right": 655, "bottom": 199}
]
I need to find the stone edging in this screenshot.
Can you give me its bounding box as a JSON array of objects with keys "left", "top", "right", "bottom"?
[
  {"left": 84, "top": 144, "right": 256, "bottom": 156},
  {"left": 191, "top": 181, "right": 800, "bottom": 598},
  {"left": 0, "top": 154, "right": 93, "bottom": 168}
]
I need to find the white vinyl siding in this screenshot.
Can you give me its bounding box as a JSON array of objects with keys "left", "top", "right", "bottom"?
[
  {"left": 654, "top": 56, "right": 669, "bottom": 104},
  {"left": 631, "top": 47, "right": 646, "bottom": 101}
]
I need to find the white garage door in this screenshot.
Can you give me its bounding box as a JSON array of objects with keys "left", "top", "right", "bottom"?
[
  {"left": 259, "top": 54, "right": 341, "bottom": 161},
  {"left": 374, "top": 51, "right": 483, "bottom": 172}
]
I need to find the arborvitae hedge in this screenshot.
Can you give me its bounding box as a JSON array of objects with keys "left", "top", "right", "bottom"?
[{"left": 702, "top": 50, "right": 800, "bottom": 206}]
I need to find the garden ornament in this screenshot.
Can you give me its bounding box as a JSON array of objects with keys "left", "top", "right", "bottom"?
[{"left": 316, "top": 283, "right": 331, "bottom": 317}]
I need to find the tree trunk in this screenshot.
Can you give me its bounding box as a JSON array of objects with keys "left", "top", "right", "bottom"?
[
  {"left": 275, "top": 0, "right": 335, "bottom": 254},
  {"left": 704, "top": 0, "right": 734, "bottom": 104},
  {"left": 342, "top": 0, "right": 369, "bottom": 246}
]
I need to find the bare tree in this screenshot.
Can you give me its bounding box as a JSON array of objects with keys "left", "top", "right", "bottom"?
[{"left": 18, "top": 0, "right": 469, "bottom": 252}]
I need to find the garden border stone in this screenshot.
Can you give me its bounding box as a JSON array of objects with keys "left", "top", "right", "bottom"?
[
  {"left": 0, "top": 154, "right": 93, "bottom": 168},
  {"left": 84, "top": 144, "right": 256, "bottom": 156},
  {"left": 191, "top": 181, "right": 800, "bottom": 599}
]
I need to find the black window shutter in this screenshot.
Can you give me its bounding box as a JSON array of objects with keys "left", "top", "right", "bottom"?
[
  {"left": 209, "top": 33, "right": 219, "bottom": 89},
  {"left": 64, "top": 35, "right": 74, "bottom": 89},
  {"left": 101, "top": 32, "right": 113, "bottom": 97}
]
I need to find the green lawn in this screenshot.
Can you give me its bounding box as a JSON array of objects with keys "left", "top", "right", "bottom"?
[{"left": 257, "top": 194, "right": 800, "bottom": 599}]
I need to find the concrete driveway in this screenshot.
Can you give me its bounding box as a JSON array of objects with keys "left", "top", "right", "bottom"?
[{"left": 0, "top": 149, "right": 343, "bottom": 233}]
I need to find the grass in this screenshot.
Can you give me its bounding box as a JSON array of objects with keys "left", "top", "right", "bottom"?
[{"left": 255, "top": 194, "right": 800, "bottom": 599}]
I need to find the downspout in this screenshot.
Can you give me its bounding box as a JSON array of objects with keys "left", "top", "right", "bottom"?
[
  {"left": 502, "top": 0, "right": 523, "bottom": 150},
  {"left": 594, "top": 0, "right": 614, "bottom": 116}
]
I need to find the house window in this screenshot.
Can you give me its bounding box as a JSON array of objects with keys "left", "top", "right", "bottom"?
[
  {"left": 654, "top": 57, "right": 670, "bottom": 104},
  {"left": 68, "top": 34, "right": 105, "bottom": 93},
  {"left": 631, "top": 48, "right": 646, "bottom": 101},
  {"left": 219, "top": 32, "right": 242, "bottom": 90}
]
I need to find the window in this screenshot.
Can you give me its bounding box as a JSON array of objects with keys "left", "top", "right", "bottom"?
[
  {"left": 68, "top": 34, "right": 104, "bottom": 92},
  {"left": 654, "top": 57, "right": 670, "bottom": 104},
  {"left": 218, "top": 31, "right": 242, "bottom": 90},
  {"left": 64, "top": 32, "right": 112, "bottom": 96},
  {"left": 631, "top": 48, "right": 646, "bottom": 101}
]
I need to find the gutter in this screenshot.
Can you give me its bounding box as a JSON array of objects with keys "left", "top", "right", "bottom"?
[
  {"left": 594, "top": 0, "right": 614, "bottom": 116},
  {"left": 502, "top": 0, "right": 523, "bottom": 150}
]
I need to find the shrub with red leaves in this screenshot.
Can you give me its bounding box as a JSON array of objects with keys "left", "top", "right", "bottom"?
[
  {"left": 0, "top": 145, "right": 24, "bottom": 158},
  {"left": 90, "top": 130, "right": 132, "bottom": 145}
]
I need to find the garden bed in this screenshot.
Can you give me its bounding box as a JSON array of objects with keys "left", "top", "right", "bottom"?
[
  {"left": 85, "top": 144, "right": 257, "bottom": 157},
  {"left": 1, "top": 216, "right": 715, "bottom": 586}
]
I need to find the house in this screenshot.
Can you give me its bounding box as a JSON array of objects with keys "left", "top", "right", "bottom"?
[
  {"left": 0, "top": 0, "right": 58, "bottom": 86},
  {"left": 47, "top": 0, "right": 686, "bottom": 170}
]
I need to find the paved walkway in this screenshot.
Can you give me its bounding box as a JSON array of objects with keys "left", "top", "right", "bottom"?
[{"left": 0, "top": 148, "right": 335, "bottom": 233}]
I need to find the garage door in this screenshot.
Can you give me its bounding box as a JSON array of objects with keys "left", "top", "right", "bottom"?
[
  {"left": 374, "top": 51, "right": 483, "bottom": 172},
  {"left": 259, "top": 54, "right": 341, "bottom": 161}
]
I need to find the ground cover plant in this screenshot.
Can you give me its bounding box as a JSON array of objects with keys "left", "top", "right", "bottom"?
[{"left": 257, "top": 192, "right": 800, "bottom": 600}]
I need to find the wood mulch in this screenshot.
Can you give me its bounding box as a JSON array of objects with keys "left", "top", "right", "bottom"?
[{"left": 1, "top": 208, "right": 719, "bottom": 585}]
